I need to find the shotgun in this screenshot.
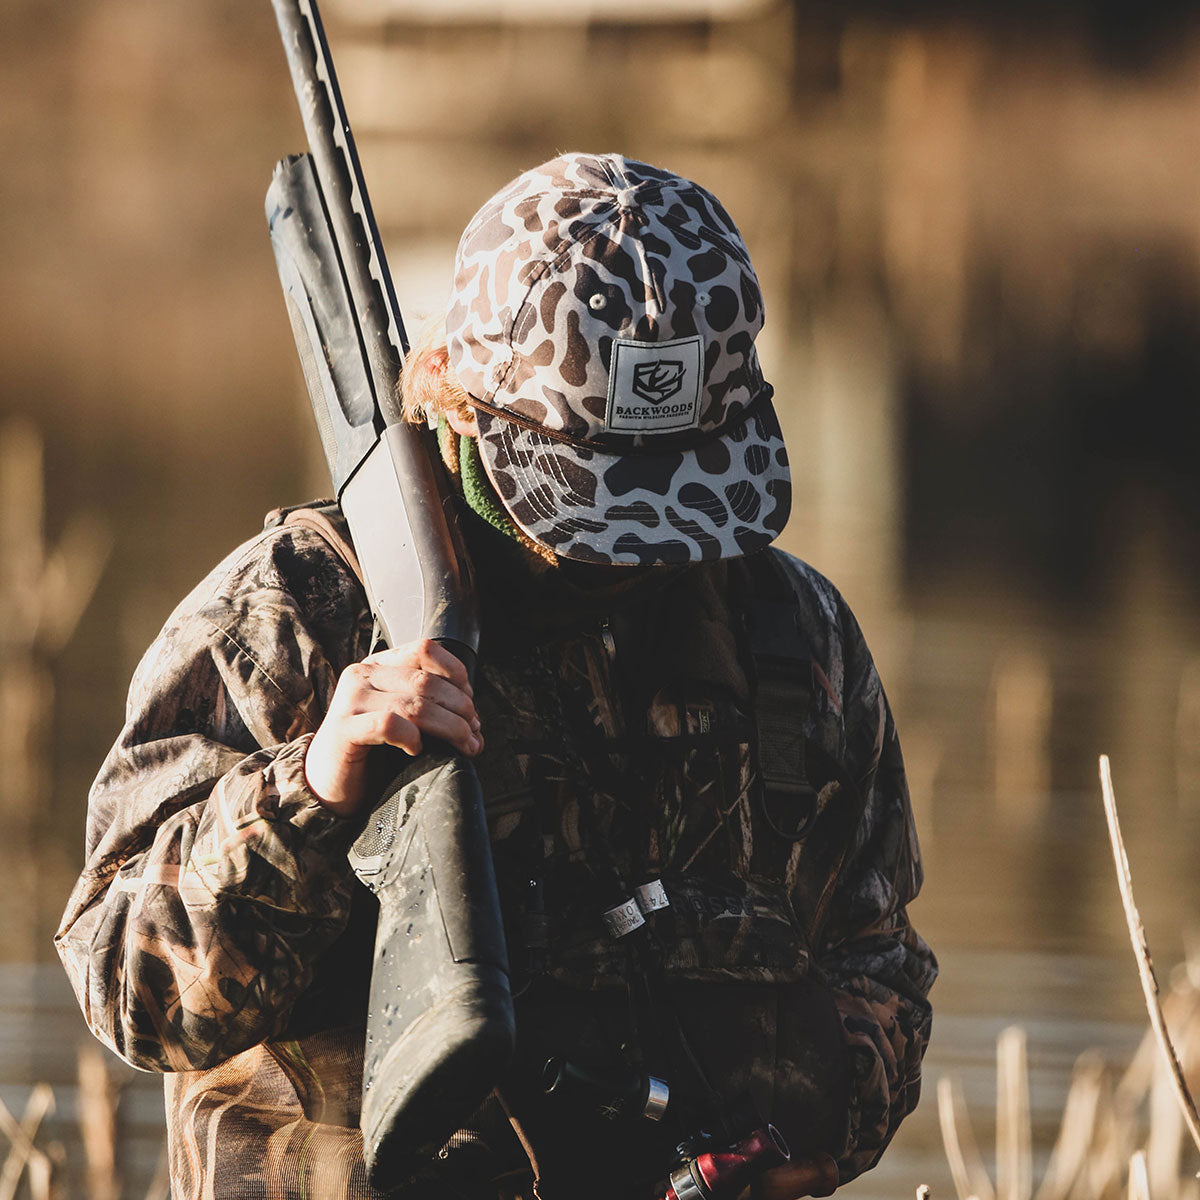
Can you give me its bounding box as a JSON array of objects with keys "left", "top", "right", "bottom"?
[{"left": 263, "top": 0, "right": 515, "bottom": 1186}]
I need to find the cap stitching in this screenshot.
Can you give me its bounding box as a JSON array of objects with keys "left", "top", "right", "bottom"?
[
  {"left": 494, "top": 207, "right": 756, "bottom": 404},
  {"left": 474, "top": 384, "right": 774, "bottom": 458},
  {"left": 491, "top": 212, "right": 632, "bottom": 404},
  {"left": 495, "top": 212, "right": 672, "bottom": 411}
]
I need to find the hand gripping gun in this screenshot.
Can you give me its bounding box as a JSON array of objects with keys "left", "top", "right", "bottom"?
[{"left": 263, "top": 1, "right": 514, "bottom": 1188}]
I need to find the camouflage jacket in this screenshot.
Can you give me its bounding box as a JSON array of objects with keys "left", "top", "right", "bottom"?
[{"left": 55, "top": 507, "right": 935, "bottom": 1198}]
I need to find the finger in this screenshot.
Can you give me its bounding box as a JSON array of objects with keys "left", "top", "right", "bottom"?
[
  {"left": 755, "top": 1157, "right": 838, "bottom": 1200},
  {"left": 364, "top": 639, "right": 472, "bottom": 694},
  {"left": 342, "top": 708, "right": 423, "bottom": 757},
  {"left": 398, "top": 698, "right": 482, "bottom": 757},
  {"left": 408, "top": 669, "right": 481, "bottom": 728},
  {"left": 356, "top": 659, "right": 476, "bottom": 716},
  {"left": 411, "top": 638, "right": 473, "bottom": 693},
  {"left": 332, "top": 660, "right": 379, "bottom": 707},
  {"left": 348, "top": 667, "right": 480, "bottom": 733}
]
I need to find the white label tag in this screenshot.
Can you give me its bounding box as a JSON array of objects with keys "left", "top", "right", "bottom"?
[
  {"left": 635, "top": 880, "right": 670, "bottom": 914},
  {"left": 605, "top": 335, "right": 703, "bottom": 434},
  {"left": 602, "top": 897, "right": 646, "bottom": 939}
]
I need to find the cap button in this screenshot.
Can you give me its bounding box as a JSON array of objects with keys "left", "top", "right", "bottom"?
[{"left": 615, "top": 186, "right": 639, "bottom": 211}]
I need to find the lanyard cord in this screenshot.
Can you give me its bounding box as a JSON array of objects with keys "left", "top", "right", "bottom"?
[{"left": 520, "top": 642, "right": 730, "bottom": 1133}]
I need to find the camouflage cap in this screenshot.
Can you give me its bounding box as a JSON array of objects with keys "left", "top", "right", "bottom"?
[{"left": 445, "top": 152, "right": 791, "bottom": 565}]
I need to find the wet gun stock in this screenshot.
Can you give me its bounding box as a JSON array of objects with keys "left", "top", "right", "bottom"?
[{"left": 263, "top": 0, "right": 515, "bottom": 1187}]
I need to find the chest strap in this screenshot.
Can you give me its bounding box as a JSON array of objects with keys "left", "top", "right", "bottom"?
[{"left": 739, "top": 553, "right": 819, "bottom": 840}]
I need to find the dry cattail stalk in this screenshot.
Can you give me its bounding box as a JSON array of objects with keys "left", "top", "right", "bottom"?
[
  {"left": 938, "top": 1074, "right": 995, "bottom": 1200},
  {"left": 26, "top": 1155, "right": 50, "bottom": 1200},
  {"left": 997, "top": 1026, "right": 1033, "bottom": 1200},
  {"left": 1100, "top": 754, "right": 1200, "bottom": 1168},
  {"left": 1035, "top": 1051, "right": 1108, "bottom": 1200},
  {"left": 0, "top": 1086, "right": 54, "bottom": 1200},
  {"left": 1128, "top": 1150, "right": 1150, "bottom": 1200},
  {"left": 1146, "top": 1019, "right": 1187, "bottom": 1197},
  {"left": 78, "top": 1043, "right": 121, "bottom": 1200}
]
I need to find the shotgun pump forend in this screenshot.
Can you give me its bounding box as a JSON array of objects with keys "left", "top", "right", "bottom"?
[{"left": 265, "top": 156, "right": 479, "bottom": 657}]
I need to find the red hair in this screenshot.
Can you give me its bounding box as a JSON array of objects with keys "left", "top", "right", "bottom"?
[{"left": 400, "top": 318, "right": 472, "bottom": 425}]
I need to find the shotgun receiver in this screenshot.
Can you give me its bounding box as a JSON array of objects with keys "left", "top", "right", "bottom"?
[{"left": 263, "top": 0, "right": 515, "bottom": 1187}]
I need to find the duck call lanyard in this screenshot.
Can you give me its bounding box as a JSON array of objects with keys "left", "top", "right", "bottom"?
[
  {"left": 517, "top": 623, "right": 745, "bottom": 1136},
  {"left": 526, "top": 737, "right": 727, "bottom": 1136}
]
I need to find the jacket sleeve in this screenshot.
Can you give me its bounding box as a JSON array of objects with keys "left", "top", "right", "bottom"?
[
  {"left": 54, "top": 526, "right": 372, "bottom": 1073},
  {"left": 812, "top": 591, "right": 936, "bottom": 1182}
]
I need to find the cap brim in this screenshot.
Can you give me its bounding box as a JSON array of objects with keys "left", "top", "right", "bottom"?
[{"left": 473, "top": 402, "right": 792, "bottom": 565}]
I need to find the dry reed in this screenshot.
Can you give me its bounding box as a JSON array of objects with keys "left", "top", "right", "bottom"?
[
  {"left": 1100, "top": 754, "right": 1200, "bottom": 1166},
  {"left": 0, "top": 1044, "right": 169, "bottom": 1200},
  {"left": 77, "top": 1044, "right": 121, "bottom": 1200},
  {"left": 0, "top": 1086, "right": 53, "bottom": 1200},
  {"left": 937, "top": 756, "right": 1200, "bottom": 1200}
]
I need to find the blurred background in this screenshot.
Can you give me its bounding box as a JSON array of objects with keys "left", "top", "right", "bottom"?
[{"left": 3, "top": 0, "right": 1200, "bottom": 1194}]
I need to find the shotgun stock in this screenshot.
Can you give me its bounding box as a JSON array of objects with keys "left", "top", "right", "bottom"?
[{"left": 264, "top": 0, "right": 514, "bottom": 1186}]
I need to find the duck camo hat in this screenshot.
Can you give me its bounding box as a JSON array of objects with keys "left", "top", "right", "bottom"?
[{"left": 445, "top": 152, "right": 791, "bottom": 565}]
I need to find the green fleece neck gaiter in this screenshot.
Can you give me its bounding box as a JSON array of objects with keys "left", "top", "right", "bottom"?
[
  {"left": 437, "top": 415, "right": 525, "bottom": 545},
  {"left": 435, "top": 417, "right": 703, "bottom": 640}
]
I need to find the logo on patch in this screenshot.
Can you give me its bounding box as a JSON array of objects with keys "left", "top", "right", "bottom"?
[
  {"left": 606, "top": 335, "right": 703, "bottom": 435},
  {"left": 632, "top": 360, "right": 685, "bottom": 405}
]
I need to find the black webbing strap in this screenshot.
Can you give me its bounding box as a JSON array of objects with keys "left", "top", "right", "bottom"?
[{"left": 740, "top": 553, "right": 820, "bottom": 840}]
